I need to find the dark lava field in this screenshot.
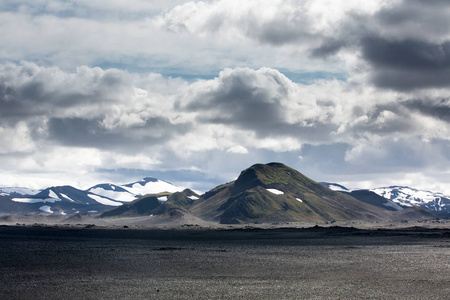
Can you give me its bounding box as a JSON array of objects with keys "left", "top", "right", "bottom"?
[{"left": 0, "top": 225, "right": 449, "bottom": 299}]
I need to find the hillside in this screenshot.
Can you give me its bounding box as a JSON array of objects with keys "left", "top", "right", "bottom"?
[
  {"left": 190, "top": 163, "right": 390, "bottom": 224},
  {"left": 99, "top": 189, "right": 200, "bottom": 218}
]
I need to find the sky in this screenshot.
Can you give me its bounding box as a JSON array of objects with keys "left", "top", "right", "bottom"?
[{"left": 1, "top": 0, "right": 450, "bottom": 193}]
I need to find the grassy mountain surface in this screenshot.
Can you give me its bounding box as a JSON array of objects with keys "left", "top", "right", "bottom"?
[{"left": 190, "top": 163, "right": 390, "bottom": 224}]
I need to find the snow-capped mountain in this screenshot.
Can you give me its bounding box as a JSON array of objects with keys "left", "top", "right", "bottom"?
[
  {"left": 122, "top": 177, "right": 185, "bottom": 196},
  {"left": 371, "top": 186, "right": 450, "bottom": 212},
  {"left": 320, "top": 182, "right": 404, "bottom": 211},
  {"left": 86, "top": 177, "right": 186, "bottom": 203},
  {"left": 321, "top": 182, "right": 450, "bottom": 212},
  {"left": 0, "top": 177, "right": 187, "bottom": 216}
]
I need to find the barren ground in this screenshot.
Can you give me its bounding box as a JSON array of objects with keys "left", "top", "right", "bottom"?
[{"left": 0, "top": 225, "right": 449, "bottom": 299}]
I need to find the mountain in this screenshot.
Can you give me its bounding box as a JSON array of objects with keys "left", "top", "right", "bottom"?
[
  {"left": 1, "top": 166, "right": 445, "bottom": 224},
  {"left": 320, "top": 183, "right": 405, "bottom": 212},
  {"left": 189, "top": 163, "right": 390, "bottom": 224},
  {"left": 0, "top": 177, "right": 187, "bottom": 217},
  {"left": 2, "top": 185, "right": 120, "bottom": 216},
  {"left": 320, "top": 182, "right": 450, "bottom": 213},
  {"left": 99, "top": 189, "right": 200, "bottom": 218},
  {"left": 371, "top": 186, "right": 450, "bottom": 212},
  {"left": 86, "top": 177, "right": 185, "bottom": 203}
]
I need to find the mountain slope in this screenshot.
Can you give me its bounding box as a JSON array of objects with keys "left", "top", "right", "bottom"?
[
  {"left": 99, "top": 189, "right": 200, "bottom": 218},
  {"left": 191, "top": 163, "right": 389, "bottom": 224}
]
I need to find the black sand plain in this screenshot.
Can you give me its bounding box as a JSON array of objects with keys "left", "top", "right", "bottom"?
[{"left": 1, "top": 225, "right": 449, "bottom": 299}]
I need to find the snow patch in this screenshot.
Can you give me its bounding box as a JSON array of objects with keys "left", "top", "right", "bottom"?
[
  {"left": 89, "top": 187, "right": 135, "bottom": 202},
  {"left": 39, "top": 205, "right": 53, "bottom": 213},
  {"left": 296, "top": 198, "right": 303, "bottom": 203},
  {"left": 266, "top": 189, "right": 284, "bottom": 195},
  {"left": 188, "top": 195, "right": 199, "bottom": 200},
  {"left": 157, "top": 196, "right": 168, "bottom": 202},
  {"left": 87, "top": 210, "right": 98, "bottom": 214},
  {"left": 124, "top": 180, "right": 184, "bottom": 196},
  {"left": 12, "top": 197, "right": 60, "bottom": 203},
  {"left": 328, "top": 184, "right": 348, "bottom": 192},
  {"left": 49, "top": 190, "right": 59, "bottom": 199},
  {"left": 87, "top": 194, "right": 122, "bottom": 206},
  {"left": 60, "top": 193, "right": 74, "bottom": 202}
]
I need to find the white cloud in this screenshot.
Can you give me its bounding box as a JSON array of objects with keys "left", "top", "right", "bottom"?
[
  {"left": 0, "top": 122, "right": 36, "bottom": 154},
  {"left": 227, "top": 145, "right": 248, "bottom": 154}
]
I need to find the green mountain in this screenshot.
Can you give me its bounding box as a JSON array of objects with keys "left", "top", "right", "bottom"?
[{"left": 190, "top": 162, "right": 389, "bottom": 224}]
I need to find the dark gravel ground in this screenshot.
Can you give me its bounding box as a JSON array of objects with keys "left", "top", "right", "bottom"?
[{"left": 0, "top": 225, "right": 449, "bottom": 300}]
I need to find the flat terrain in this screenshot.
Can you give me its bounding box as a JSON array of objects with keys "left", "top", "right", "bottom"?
[{"left": 0, "top": 225, "right": 449, "bottom": 299}]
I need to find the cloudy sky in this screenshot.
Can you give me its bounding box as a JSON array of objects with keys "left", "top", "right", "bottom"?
[{"left": 1, "top": 0, "right": 450, "bottom": 193}]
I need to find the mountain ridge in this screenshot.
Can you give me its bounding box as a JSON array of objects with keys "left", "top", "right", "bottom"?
[
  {"left": 0, "top": 164, "right": 447, "bottom": 223},
  {"left": 320, "top": 182, "right": 450, "bottom": 213}
]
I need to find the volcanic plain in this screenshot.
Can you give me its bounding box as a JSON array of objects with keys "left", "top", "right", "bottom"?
[{"left": 1, "top": 225, "right": 449, "bottom": 300}]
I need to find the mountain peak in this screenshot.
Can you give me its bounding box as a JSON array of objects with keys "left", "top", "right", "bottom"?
[
  {"left": 231, "top": 162, "right": 318, "bottom": 196},
  {"left": 141, "top": 177, "right": 159, "bottom": 183},
  {"left": 123, "top": 177, "right": 159, "bottom": 188},
  {"left": 231, "top": 163, "right": 288, "bottom": 194}
]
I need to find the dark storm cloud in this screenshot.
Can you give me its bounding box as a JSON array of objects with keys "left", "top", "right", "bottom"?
[
  {"left": 370, "top": 68, "right": 450, "bottom": 91},
  {"left": 362, "top": 38, "right": 450, "bottom": 72},
  {"left": 357, "top": 0, "right": 450, "bottom": 90},
  {"left": 310, "top": 39, "right": 347, "bottom": 58},
  {"left": 360, "top": 36, "right": 450, "bottom": 90},
  {"left": 307, "top": 0, "right": 450, "bottom": 90},
  {"left": 376, "top": 0, "right": 450, "bottom": 32},
  {"left": 0, "top": 63, "right": 133, "bottom": 123},
  {"left": 402, "top": 98, "right": 450, "bottom": 122},
  {"left": 47, "top": 116, "right": 190, "bottom": 150},
  {"left": 47, "top": 117, "right": 116, "bottom": 147}
]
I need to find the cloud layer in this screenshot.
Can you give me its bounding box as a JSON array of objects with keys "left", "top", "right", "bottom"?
[{"left": 1, "top": 0, "right": 450, "bottom": 193}]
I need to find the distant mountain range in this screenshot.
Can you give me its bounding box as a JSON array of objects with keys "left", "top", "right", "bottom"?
[
  {"left": 320, "top": 183, "right": 450, "bottom": 213},
  {"left": 0, "top": 163, "right": 447, "bottom": 224},
  {"left": 0, "top": 177, "right": 185, "bottom": 216},
  {"left": 99, "top": 163, "right": 435, "bottom": 225}
]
